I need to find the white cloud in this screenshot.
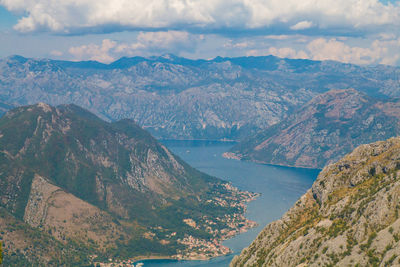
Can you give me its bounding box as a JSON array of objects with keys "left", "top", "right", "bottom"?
[
  {"left": 267, "top": 47, "right": 308, "bottom": 59},
  {"left": 290, "top": 20, "right": 314, "bottom": 30},
  {"left": 117, "top": 31, "right": 201, "bottom": 55},
  {"left": 1, "top": 0, "right": 399, "bottom": 34},
  {"left": 264, "top": 35, "right": 291, "bottom": 40},
  {"left": 224, "top": 40, "right": 252, "bottom": 49},
  {"left": 69, "top": 39, "right": 117, "bottom": 63},
  {"left": 68, "top": 31, "right": 203, "bottom": 63},
  {"left": 264, "top": 36, "right": 400, "bottom": 65},
  {"left": 305, "top": 37, "right": 399, "bottom": 65},
  {"left": 50, "top": 50, "right": 63, "bottom": 57}
]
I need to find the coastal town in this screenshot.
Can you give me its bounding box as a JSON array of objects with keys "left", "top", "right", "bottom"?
[
  {"left": 175, "top": 183, "right": 259, "bottom": 260},
  {"left": 96, "top": 183, "right": 259, "bottom": 267}
]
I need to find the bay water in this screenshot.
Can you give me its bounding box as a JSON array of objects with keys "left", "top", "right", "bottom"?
[{"left": 135, "top": 140, "right": 320, "bottom": 267}]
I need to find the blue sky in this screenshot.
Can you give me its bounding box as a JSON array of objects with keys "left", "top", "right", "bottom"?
[
  {"left": 0, "top": 6, "right": 16, "bottom": 29},
  {"left": 0, "top": 0, "right": 399, "bottom": 65}
]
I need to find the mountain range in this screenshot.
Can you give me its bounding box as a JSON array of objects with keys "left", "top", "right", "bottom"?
[
  {"left": 0, "top": 103, "right": 255, "bottom": 265},
  {"left": 232, "top": 136, "right": 400, "bottom": 266},
  {"left": 227, "top": 89, "right": 400, "bottom": 169},
  {"left": 1, "top": 54, "right": 400, "bottom": 266},
  {"left": 1, "top": 54, "right": 399, "bottom": 140}
]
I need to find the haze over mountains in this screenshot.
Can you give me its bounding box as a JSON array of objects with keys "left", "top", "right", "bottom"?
[{"left": 1, "top": 54, "right": 399, "bottom": 140}]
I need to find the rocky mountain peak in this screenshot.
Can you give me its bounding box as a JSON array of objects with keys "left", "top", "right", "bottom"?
[{"left": 232, "top": 136, "right": 400, "bottom": 266}]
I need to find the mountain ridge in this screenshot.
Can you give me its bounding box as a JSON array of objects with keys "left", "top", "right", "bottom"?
[
  {"left": 0, "top": 103, "right": 257, "bottom": 265},
  {"left": 228, "top": 89, "right": 400, "bottom": 169},
  {"left": 1, "top": 54, "right": 399, "bottom": 140},
  {"left": 232, "top": 136, "right": 400, "bottom": 266}
]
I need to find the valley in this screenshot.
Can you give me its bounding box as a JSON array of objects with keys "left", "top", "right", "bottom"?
[
  {"left": 1, "top": 0, "right": 400, "bottom": 265},
  {"left": 0, "top": 104, "right": 257, "bottom": 265},
  {"left": 0, "top": 55, "right": 399, "bottom": 266},
  {"left": 131, "top": 140, "right": 318, "bottom": 267},
  {"left": 0, "top": 55, "right": 399, "bottom": 141}
]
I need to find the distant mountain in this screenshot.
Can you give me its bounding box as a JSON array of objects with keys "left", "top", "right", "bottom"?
[
  {"left": 0, "top": 103, "right": 256, "bottom": 265},
  {"left": 0, "top": 55, "right": 399, "bottom": 140},
  {"left": 228, "top": 89, "right": 400, "bottom": 169},
  {"left": 232, "top": 136, "right": 400, "bottom": 266}
]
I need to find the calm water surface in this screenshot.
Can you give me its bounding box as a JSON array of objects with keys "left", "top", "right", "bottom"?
[{"left": 135, "top": 140, "right": 320, "bottom": 267}]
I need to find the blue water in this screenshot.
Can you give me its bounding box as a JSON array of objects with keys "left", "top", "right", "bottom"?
[{"left": 135, "top": 140, "right": 320, "bottom": 267}]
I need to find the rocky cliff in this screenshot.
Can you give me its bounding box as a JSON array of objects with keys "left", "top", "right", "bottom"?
[
  {"left": 229, "top": 89, "right": 400, "bottom": 169},
  {"left": 0, "top": 55, "right": 399, "bottom": 140},
  {"left": 0, "top": 103, "right": 256, "bottom": 265},
  {"left": 232, "top": 136, "right": 400, "bottom": 266}
]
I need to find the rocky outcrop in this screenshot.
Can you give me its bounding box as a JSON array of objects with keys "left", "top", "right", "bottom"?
[
  {"left": 230, "top": 89, "right": 400, "bottom": 169},
  {"left": 232, "top": 136, "right": 400, "bottom": 267}
]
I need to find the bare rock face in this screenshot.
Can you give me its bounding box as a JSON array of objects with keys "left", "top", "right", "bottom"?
[
  {"left": 24, "top": 174, "right": 125, "bottom": 249},
  {"left": 0, "top": 206, "right": 95, "bottom": 266},
  {"left": 230, "top": 89, "right": 400, "bottom": 169},
  {"left": 232, "top": 136, "right": 400, "bottom": 267},
  {"left": 24, "top": 174, "right": 60, "bottom": 227}
]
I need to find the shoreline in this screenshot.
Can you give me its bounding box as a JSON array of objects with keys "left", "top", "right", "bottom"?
[
  {"left": 222, "top": 152, "right": 322, "bottom": 171},
  {"left": 96, "top": 190, "right": 259, "bottom": 267},
  {"left": 159, "top": 138, "right": 238, "bottom": 143}
]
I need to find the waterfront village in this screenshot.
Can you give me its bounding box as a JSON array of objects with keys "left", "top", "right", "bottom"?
[{"left": 96, "top": 183, "right": 259, "bottom": 267}]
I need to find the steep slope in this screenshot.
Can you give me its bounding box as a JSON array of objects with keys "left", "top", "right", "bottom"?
[
  {"left": 0, "top": 103, "right": 256, "bottom": 265},
  {"left": 232, "top": 136, "right": 400, "bottom": 267},
  {"left": 0, "top": 206, "right": 94, "bottom": 266},
  {"left": 0, "top": 55, "right": 399, "bottom": 140},
  {"left": 228, "top": 89, "right": 400, "bottom": 169}
]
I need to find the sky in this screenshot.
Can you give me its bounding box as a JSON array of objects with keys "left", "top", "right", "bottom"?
[{"left": 0, "top": 0, "right": 400, "bottom": 66}]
